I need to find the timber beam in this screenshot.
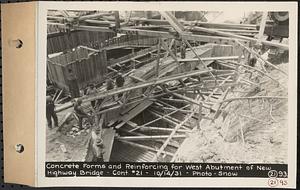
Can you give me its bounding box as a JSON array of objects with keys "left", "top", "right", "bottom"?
[
  {"left": 119, "top": 28, "right": 249, "bottom": 45},
  {"left": 129, "top": 18, "right": 257, "bottom": 29},
  {"left": 148, "top": 109, "right": 191, "bottom": 130},
  {"left": 84, "top": 68, "right": 213, "bottom": 103},
  {"left": 118, "top": 140, "right": 174, "bottom": 156},
  {"left": 129, "top": 104, "right": 191, "bottom": 132},
  {"left": 151, "top": 94, "right": 204, "bottom": 161},
  {"left": 177, "top": 56, "right": 239, "bottom": 62},
  {"left": 188, "top": 26, "right": 288, "bottom": 50},
  {"left": 116, "top": 135, "right": 186, "bottom": 141}
]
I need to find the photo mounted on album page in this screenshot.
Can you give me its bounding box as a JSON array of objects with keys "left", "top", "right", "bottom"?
[{"left": 33, "top": 1, "right": 297, "bottom": 188}]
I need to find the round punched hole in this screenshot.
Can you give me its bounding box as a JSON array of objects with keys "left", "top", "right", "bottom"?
[
  {"left": 8, "top": 39, "right": 23, "bottom": 48},
  {"left": 15, "top": 39, "right": 23, "bottom": 48},
  {"left": 15, "top": 144, "right": 24, "bottom": 153}
]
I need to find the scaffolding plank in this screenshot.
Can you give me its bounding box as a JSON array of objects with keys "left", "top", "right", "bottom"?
[
  {"left": 115, "top": 100, "right": 153, "bottom": 129},
  {"left": 151, "top": 96, "right": 201, "bottom": 161},
  {"left": 117, "top": 135, "right": 186, "bottom": 141},
  {"left": 177, "top": 56, "right": 239, "bottom": 62},
  {"left": 102, "top": 128, "right": 116, "bottom": 162},
  {"left": 119, "top": 140, "right": 174, "bottom": 156}
]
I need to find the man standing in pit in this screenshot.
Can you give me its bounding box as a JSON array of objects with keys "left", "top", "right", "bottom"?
[
  {"left": 180, "top": 41, "right": 187, "bottom": 59},
  {"left": 74, "top": 99, "right": 91, "bottom": 130},
  {"left": 106, "top": 77, "right": 115, "bottom": 101},
  {"left": 106, "top": 77, "right": 114, "bottom": 91},
  {"left": 86, "top": 83, "right": 97, "bottom": 109},
  {"left": 66, "top": 68, "right": 80, "bottom": 98},
  {"left": 249, "top": 57, "right": 257, "bottom": 67},
  {"left": 46, "top": 95, "right": 58, "bottom": 129}
]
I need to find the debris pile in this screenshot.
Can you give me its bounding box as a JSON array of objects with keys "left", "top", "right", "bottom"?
[{"left": 175, "top": 62, "right": 288, "bottom": 164}]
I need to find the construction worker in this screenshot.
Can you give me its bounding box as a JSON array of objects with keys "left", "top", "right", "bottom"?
[
  {"left": 93, "top": 139, "right": 105, "bottom": 162},
  {"left": 106, "top": 77, "right": 114, "bottom": 91},
  {"left": 74, "top": 99, "right": 91, "bottom": 130},
  {"left": 115, "top": 73, "right": 125, "bottom": 99},
  {"left": 172, "top": 40, "right": 178, "bottom": 56},
  {"left": 86, "top": 83, "right": 97, "bottom": 109},
  {"left": 66, "top": 68, "right": 80, "bottom": 98},
  {"left": 180, "top": 41, "right": 186, "bottom": 59},
  {"left": 104, "top": 77, "right": 115, "bottom": 102},
  {"left": 46, "top": 95, "right": 58, "bottom": 129},
  {"left": 249, "top": 57, "right": 257, "bottom": 67}
]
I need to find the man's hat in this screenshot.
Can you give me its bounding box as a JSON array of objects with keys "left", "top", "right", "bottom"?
[
  {"left": 76, "top": 98, "right": 83, "bottom": 105},
  {"left": 46, "top": 95, "right": 52, "bottom": 102}
]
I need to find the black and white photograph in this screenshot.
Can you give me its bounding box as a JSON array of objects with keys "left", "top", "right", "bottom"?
[
  {"left": 1, "top": 1, "right": 297, "bottom": 187},
  {"left": 45, "top": 9, "right": 290, "bottom": 165}
]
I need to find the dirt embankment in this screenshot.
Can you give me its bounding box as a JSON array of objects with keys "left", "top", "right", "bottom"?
[
  {"left": 46, "top": 111, "right": 92, "bottom": 161},
  {"left": 176, "top": 63, "right": 288, "bottom": 164}
]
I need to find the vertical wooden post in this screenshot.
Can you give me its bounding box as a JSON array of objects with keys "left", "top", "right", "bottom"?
[
  {"left": 237, "top": 116, "right": 245, "bottom": 147},
  {"left": 114, "top": 11, "right": 120, "bottom": 29},
  {"left": 197, "top": 102, "right": 203, "bottom": 130},
  {"left": 258, "top": 12, "right": 268, "bottom": 41},
  {"left": 247, "top": 99, "right": 252, "bottom": 114},
  {"left": 131, "top": 48, "right": 135, "bottom": 70},
  {"left": 156, "top": 39, "right": 161, "bottom": 77}
]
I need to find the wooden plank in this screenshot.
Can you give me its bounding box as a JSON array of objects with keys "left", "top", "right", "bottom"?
[
  {"left": 159, "top": 11, "right": 185, "bottom": 34},
  {"left": 102, "top": 128, "right": 116, "bottom": 162},
  {"left": 218, "top": 60, "right": 285, "bottom": 86},
  {"left": 151, "top": 96, "right": 201, "bottom": 161},
  {"left": 57, "top": 112, "right": 73, "bottom": 130},
  {"left": 54, "top": 89, "right": 63, "bottom": 103},
  {"left": 171, "top": 92, "right": 212, "bottom": 110},
  {"left": 118, "top": 123, "right": 180, "bottom": 148},
  {"left": 190, "top": 26, "right": 288, "bottom": 50},
  {"left": 129, "top": 104, "right": 191, "bottom": 132},
  {"left": 196, "top": 102, "right": 202, "bottom": 130},
  {"left": 178, "top": 56, "right": 239, "bottom": 62},
  {"left": 159, "top": 47, "right": 212, "bottom": 77},
  {"left": 114, "top": 11, "right": 121, "bottom": 29},
  {"left": 85, "top": 68, "right": 212, "bottom": 103},
  {"left": 148, "top": 109, "right": 191, "bottom": 130},
  {"left": 160, "top": 39, "right": 181, "bottom": 69},
  {"left": 211, "top": 87, "right": 231, "bottom": 119},
  {"left": 111, "top": 46, "right": 157, "bottom": 66},
  {"left": 129, "top": 18, "right": 257, "bottom": 29},
  {"left": 170, "top": 74, "right": 238, "bottom": 162},
  {"left": 115, "top": 100, "right": 153, "bottom": 129},
  {"left": 55, "top": 78, "right": 199, "bottom": 113},
  {"left": 156, "top": 39, "right": 161, "bottom": 77},
  {"left": 258, "top": 12, "right": 268, "bottom": 40},
  {"left": 117, "top": 135, "right": 186, "bottom": 141},
  {"left": 136, "top": 126, "right": 190, "bottom": 133},
  {"left": 119, "top": 140, "right": 174, "bottom": 156},
  {"left": 219, "top": 96, "right": 287, "bottom": 103},
  {"left": 191, "top": 21, "right": 257, "bottom": 29},
  {"left": 120, "top": 28, "right": 248, "bottom": 45},
  {"left": 184, "top": 39, "right": 216, "bottom": 80},
  {"left": 211, "top": 28, "right": 258, "bottom": 33},
  {"left": 234, "top": 40, "right": 288, "bottom": 76},
  {"left": 155, "top": 100, "right": 213, "bottom": 121}
]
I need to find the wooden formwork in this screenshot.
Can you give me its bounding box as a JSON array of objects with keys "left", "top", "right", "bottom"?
[
  {"left": 95, "top": 34, "right": 159, "bottom": 50},
  {"left": 47, "top": 47, "right": 107, "bottom": 91},
  {"left": 47, "top": 29, "right": 116, "bottom": 54}
]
